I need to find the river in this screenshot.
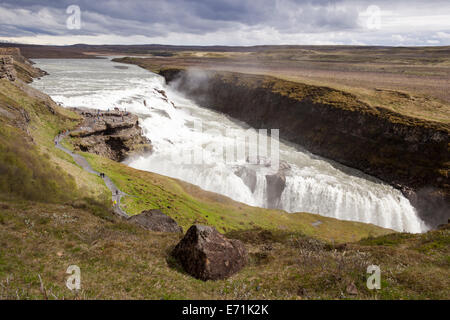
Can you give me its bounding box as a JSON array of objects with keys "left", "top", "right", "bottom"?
[{"left": 30, "top": 57, "right": 428, "bottom": 233}]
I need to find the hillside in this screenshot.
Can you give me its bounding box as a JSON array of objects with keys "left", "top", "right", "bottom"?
[
  {"left": 0, "top": 49, "right": 448, "bottom": 300},
  {"left": 1, "top": 199, "right": 448, "bottom": 299}
]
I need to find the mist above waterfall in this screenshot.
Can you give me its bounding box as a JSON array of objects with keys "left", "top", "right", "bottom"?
[{"left": 31, "top": 57, "right": 428, "bottom": 233}]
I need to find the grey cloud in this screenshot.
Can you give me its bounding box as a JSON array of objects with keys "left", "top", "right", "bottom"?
[
  {"left": 0, "top": 0, "right": 449, "bottom": 45},
  {"left": 0, "top": 0, "right": 363, "bottom": 37}
]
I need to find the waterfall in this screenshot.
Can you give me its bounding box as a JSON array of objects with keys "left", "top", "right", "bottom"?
[{"left": 30, "top": 57, "right": 428, "bottom": 233}]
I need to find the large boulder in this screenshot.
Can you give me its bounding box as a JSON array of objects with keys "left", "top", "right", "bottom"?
[
  {"left": 265, "top": 173, "right": 286, "bottom": 208},
  {"left": 129, "top": 209, "right": 182, "bottom": 233},
  {"left": 265, "top": 161, "right": 291, "bottom": 208},
  {"left": 172, "top": 225, "right": 248, "bottom": 280},
  {"left": 234, "top": 167, "right": 257, "bottom": 193},
  {"left": 69, "top": 108, "right": 152, "bottom": 162}
]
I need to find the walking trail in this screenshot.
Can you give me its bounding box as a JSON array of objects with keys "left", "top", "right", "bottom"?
[{"left": 54, "top": 131, "right": 129, "bottom": 219}]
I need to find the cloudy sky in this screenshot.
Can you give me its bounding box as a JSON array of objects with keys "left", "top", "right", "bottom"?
[{"left": 0, "top": 0, "right": 449, "bottom": 46}]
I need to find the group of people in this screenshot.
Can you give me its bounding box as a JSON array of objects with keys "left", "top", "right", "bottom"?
[
  {"left": 112, "top": 189, "right": 120, "bottom": 207},
  {"left": 98, "top": 173, "right": 120, "bottom": 207},
  {"left": 54, "top": 129, "right": 69, "bottom": 145}
]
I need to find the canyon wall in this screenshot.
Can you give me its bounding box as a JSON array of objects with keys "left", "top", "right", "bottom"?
[
  {"left": 161, "top": 68, "right": 449, "bottom": 227},
  {"left": 0, "top": 47, "right": 47, "bottom": 83}
]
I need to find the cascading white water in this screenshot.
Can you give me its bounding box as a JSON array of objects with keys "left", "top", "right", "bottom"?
[{"left": 31, "top": 57, "right": 428, "bottom": 233}]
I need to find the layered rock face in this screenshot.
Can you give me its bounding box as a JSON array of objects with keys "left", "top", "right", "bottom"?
[
  {"left": 161, "top": 69, "right": 449, "bottom": 227},
  {"left": 129, "top": 209, "right": 182, "bottom": 233},
  {"left": 0, "top": 56, "right": 17, "bottom": 81},
  {"left": 0, "top": 48, "right": 47, "bottom": 83},
  {"left": 0, "top": 48, "right": 22, "bottom": 60},
  {"left": 70, "top": 108, "right": 152, "bottom": 162},
  {"left": 234, "top": 161, "right": 291, "bottom": 208},
  {"left": 172, "top": 225, "right": 248, "bottom": 280}
]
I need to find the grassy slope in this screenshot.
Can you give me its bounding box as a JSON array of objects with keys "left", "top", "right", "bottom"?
[
  {"left": 0, "top": 79, "right": 110, "bottom": 203},
  {"left": 0, "top": 200, "right": 448, "bottom": 299}
]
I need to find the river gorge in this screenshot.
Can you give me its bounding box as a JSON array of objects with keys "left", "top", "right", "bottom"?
[{"left": 30, "top": 57, "right": 428, "bottom": 233}]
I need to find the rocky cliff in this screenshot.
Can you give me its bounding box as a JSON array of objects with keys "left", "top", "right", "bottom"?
[
  {"left": 69, "top": 108, "right": 152, "bottom": 162},
  {"left": 160, "top": 68, "right": 449, "bottom": 227},
  {"left": 0, "top": 56, "right": 17, "bottom": 81},
  {"left": 0, "top": 47, "right": 47, "bottom": 83}
]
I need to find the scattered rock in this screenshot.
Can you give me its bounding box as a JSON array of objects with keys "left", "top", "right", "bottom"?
[
  {"left": 155, "top": 89, "right": 167, "bottom": 99},
  {"left": 172, "top": 224, "right": 248, "bottom": 280},
  {"left": 129, "top": 209, "right": 182, "bottom": 233},
  {"left": 0, "top": 203, "right": 10, "bottom": 210},
  {"left": 297, "top": 287, "right": 308, "bottom": 297},
  {"left": 333, "top": 243, "right": 348, "bottom": 251},
  {"left": 311, "top": 220, "right": 322, "bottom": 227},
  {"left": 346, "top": 282, "right": 358, "bottom": 295}
]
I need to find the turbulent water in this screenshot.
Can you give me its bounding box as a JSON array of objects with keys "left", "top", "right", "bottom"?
[{"left": 31, "top": 57, "right": 428, "bottom": 233}]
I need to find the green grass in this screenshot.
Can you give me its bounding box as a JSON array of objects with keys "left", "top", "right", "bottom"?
[
  {"left": 81, "top": 151, "right": 392, "bottom": 243},
  {"left": 0, "top": 79, "right": 111, "bottom": 207}
]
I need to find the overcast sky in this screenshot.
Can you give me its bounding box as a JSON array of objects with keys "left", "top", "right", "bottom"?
[{"left": 0, "top": 0, "right": 449, "bottom": 46}]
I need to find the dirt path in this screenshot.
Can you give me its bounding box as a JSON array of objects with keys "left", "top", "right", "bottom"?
[{"left": 54, "top": 132, "right": 129, "bottom": 219}]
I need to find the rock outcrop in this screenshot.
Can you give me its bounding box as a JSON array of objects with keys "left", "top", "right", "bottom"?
[
  {"left": 129, "top": 209, "right": 182, "bottom": 233},
  {"left": 0, "top": 48, "right": 47, "bottom": 83},
  {"left": 265, "top": 161, "right": 291, "bottom": 208},
  {"left": 172, "top": 225, "right": 248, "bottom": 280},
  {"left": 70, "top": 108, "right": 152, "bottom": 161},
  {"left": 160, "top": 68, "right": 450, "bottom": 227},
  {"left": 234, "top": 167, "right": 257, "bottom": 193},
  {"left": 0, "top": 56, "right": 17, "bottom": 81}
]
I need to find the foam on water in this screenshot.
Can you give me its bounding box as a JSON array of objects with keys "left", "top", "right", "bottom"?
[{"left": 31, "top": 57, "right": 428, "bottom": 233}]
